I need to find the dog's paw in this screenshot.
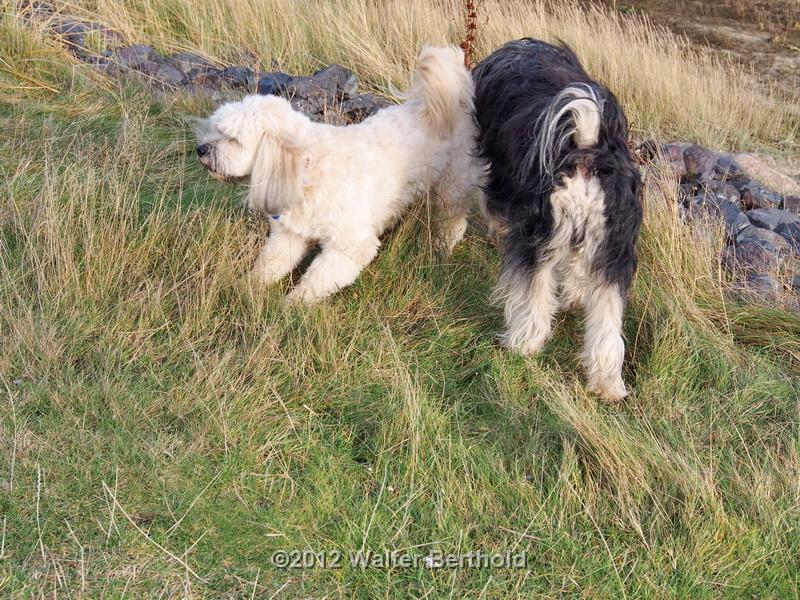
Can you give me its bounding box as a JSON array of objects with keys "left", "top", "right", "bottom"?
[
  {"left": 285, "top": 286, "right": 324, "bottom": 305},
  {"left": 436, "top": 218, "right": 468, "bottom": 256},
  {"left": 250, "top": 263, "right": 284, "bottom": 287},
  {"left": 497, "top": 332, "right": 548, "bottom": 356},
  {"left": 587, "top": 376, "right": 628, "bottom": 403}
]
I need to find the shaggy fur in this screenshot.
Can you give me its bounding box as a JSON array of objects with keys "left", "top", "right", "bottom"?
[
  {"left": 473, "top": 39, "right": 642, "bottom": 401},
  {"left": 196, "top": 46, "right": 479, "bottom": 303}
]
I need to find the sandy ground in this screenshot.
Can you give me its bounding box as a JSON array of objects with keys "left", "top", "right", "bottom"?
[{"left": 596, "top": 0, "right": 799, "bottom": 98}]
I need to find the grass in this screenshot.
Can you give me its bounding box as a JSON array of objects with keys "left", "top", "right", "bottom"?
[{"left": 1, "top": 0, "right": 800, "bottom": 597}]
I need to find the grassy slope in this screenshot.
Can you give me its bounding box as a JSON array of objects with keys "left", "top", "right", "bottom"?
[{"left": 1, "top": 1, "right": 800, "bottom": 597}]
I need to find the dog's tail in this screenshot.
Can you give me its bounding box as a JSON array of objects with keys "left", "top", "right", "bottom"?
[
  {"left": 410, "top": 46, "right": 473, "bottom": 137},
  {"left": 525, "top": 83, "right": 605, "bottom": 180}
]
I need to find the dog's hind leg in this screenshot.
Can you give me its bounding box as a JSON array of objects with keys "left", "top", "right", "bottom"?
[
  {"left": 497, "top": 262, "right": 558, "bottom": 355},
  {"left": 287, "top": 237, "right": 380, "bottom": 303},
  {"left": 435, "top": 163, "right": 478, "bottom": 254},
  {"left": 251, "top": 223, "right": 310, "bottom": 286},
  {"left": 581, "top": 283, "right": 627, "bottom": 402}
]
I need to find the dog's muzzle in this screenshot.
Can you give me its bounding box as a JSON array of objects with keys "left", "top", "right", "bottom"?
[{"left": 196, "top": 143, "right": 217, "bottom": 175}]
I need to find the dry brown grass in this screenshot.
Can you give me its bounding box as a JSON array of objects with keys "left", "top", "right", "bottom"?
[{"left": 28, "top": 0, "right": 795, "bottom": 150}]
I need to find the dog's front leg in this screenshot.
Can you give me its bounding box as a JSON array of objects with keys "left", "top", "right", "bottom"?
[
  {"left": 251, "top": 223, "right": 310, "bottom": 286},
  {"left": 581, "top": 283, "right": 628, "bottom": 402},
  {"left": 498, "top": 261, "right": 558, "bottom": 355},
  {"left": 287, "top": 238, "right": 380, "bottom": 303}
]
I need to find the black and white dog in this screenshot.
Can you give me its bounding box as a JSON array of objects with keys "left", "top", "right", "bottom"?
[{"left": 473, "top": 39, "right": 642, "bottom": 401}]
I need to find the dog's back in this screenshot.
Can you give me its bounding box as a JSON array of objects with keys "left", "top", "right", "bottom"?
[{"left": 473, "top": 38, "right": 640, "bottom": 294}]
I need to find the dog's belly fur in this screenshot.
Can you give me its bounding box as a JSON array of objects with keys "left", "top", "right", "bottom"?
[{"left": 546, "top": 172, "right": 607, "bottom": 309}]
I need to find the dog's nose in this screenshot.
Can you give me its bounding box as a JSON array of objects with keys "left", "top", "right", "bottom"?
[{"left": 196, "top": 143, "right": 210, "bottom": 157}]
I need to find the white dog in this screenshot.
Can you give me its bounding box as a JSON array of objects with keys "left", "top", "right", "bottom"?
[{"left": 197, "top": 46, "right": 479, "bottom": 302}]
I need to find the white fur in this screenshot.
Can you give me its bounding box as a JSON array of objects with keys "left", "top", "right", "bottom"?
[
  {"left": 198, "top": 46, "right": 480, "bottom": 302},
  {"left": 497, "top": 172, "right": 628, "bottom": 401},
  {"left": 532, "top": 84, "right": 604, "bottom": 178}
]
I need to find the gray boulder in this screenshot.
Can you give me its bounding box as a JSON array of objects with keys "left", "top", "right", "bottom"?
[
  {"left": 736, "top": 224, "right": 790, "bottom": 254},
  {"left": 741, "top": 274, "right": 783, "bottom": 303},
  {"left": 783, "top": 196, "right": 800, "bottom": 215},
  {"left": 153, "top": 61, "right": 186, "bottom": 87},
  {"left": 660, "top": 142, "right": 690, "bottom": 180},
  {"left": 712, "top": 155, "right": 746, "bottom": 182},
  {"left": 114, "top": 44, "right": 159, "bottom": 69},
  {"left": 690, "top": 193, "right": 749, "bottom": 239},
  {"left": 700, "top": 179, "right": 741, "bottom": 203},
  {"left": 775, "top": 222, "right": 800, "bottom": 254},
  {"left": 747, "top": 208, "right": 800, "bottom": 231},
  {"left": 188, "top": 69, "right": 224, "bottom": 88},
  {"left": 257, "top": 71, "right": 293, "bottom": 96},
  {"left": 684, "top": 144, "right": 720, "bottom": 179},
  {"left": 169, "top": 52, "right": 215, "bottom": 76},
  {"left": 283, "top": 76, "right": 333, "bottom": 113},
  {"left": 312, "top": 64, "right": 358, "bottom": 98},
  {"left": 340, "top": 94, "right": 390, "bottom": 122},
  {"left": 736, "top": 180, "right": 783, "bottom": 210},
  {"left": 723, "top": 239, "right": 782, "bottom": 274},
  {"left": 49, "top": 19, "right": 88, "bottom": 52},
  {"left": 221, "top": 66, "right": 256, "bottom": 89}
]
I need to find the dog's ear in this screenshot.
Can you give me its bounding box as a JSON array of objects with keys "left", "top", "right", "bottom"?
[{"left": 245, "top": 97, "right": 312, "bottom": 214}]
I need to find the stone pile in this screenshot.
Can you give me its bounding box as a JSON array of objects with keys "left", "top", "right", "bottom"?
[
  {"left": 17, "top": 0, "right": 390, "bottom": 125},
  {"left": 641, "top": 141, "right": 800, "bottom": 304}
]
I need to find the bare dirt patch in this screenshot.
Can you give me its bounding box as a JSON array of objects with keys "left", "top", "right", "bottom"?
[{"left": 596, "top": 0, "right": 800, "bottom": 97}]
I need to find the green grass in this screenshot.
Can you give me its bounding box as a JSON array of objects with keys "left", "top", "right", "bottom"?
[{"left": 2, "top": 4, "right": 800, "bottom": 598}]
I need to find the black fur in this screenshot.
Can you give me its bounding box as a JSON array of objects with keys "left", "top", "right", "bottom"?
[{"left": 473, "top": 38, "right": 642, "bottom": 294}]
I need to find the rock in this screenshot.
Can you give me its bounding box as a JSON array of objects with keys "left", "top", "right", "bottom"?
[
  {"left": 257, "top": 71, "right": 293, "bottom": 96},
  {"left": 49, "top": 19, "right": 88, "bottom": 52},
  {"left": 311, "top": 64, "right": 358, "bottom": 98},
  {"left": 133, "top": 60, "right": 161, "bottom": 77},
  {"left": 723, "top": 239, "right": 782, "bottom": 274},
  {"left": 661, "top": 142, "right": 690, "bottom": 179},
  {"left": 221, "top": 66, "right": 255, "bottom": 89},
  {"left": 775, "top": 222, "right": 800, "bottom": 254},
  {"left": 169, "top": 52, "right": 215, "bottom": 76},
  {"left": 742, "top": 273, "right": 782, "bottom": 303},
  {"left": 635, "top": 139, "right": 659, "bottom": 160},
  {"left": 736, "top": 225, "right": 790, "bottom": 254},
  {"left": 736, "top": 180, "right": 783, "bottom": 210},
  {"left": 17, "top": 0, "right": 54, "bottom": 23},
  {"left": 188, "top": 68, "right": 223, "bottom": 87},
  {"left": 678, "top": 182, "right": 699, "bottom": 206},
  {"left": 690, "top": 192, "right": 749, "bottom": 239},
  {"left": 701, "top": 180, "right": 741, "bottom": 203},
  {"left": 84, "top": 55, "right": 111, "bottom": 67},
  {"left": 289, "top": 94, "right": 324, "bottom": 117},
  {"left": 746, "top": 208, "right": 800, "bottom": 231},
  {"left": 85, "top": 22, "right": 124, "bottom": 48},
  {"left": 791, "top": 275, "right": 800, "bottom": 292},
  {"left": 684, "top": 144, "right": 720, "bottom": 179},
  {"left": 783, "top": 196, "right": 800, "bottom": 215},
  {"left": 340, "top": 93, "right": 390, "bottom": 123},
  {"left": 153, "top": 61, "right": 186, "bottom": 86},
  {"left": 283, "top": 77, "right": 331, "bottom": 113},
  {"left": 713, "top": 155, "right": 746, "bottom": 182},
  {"left": 734, "top": 153, "right": 800, "bottom": 196},
  {"left": 114, "top": 44, "right": 158, "bottom": 69}
]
